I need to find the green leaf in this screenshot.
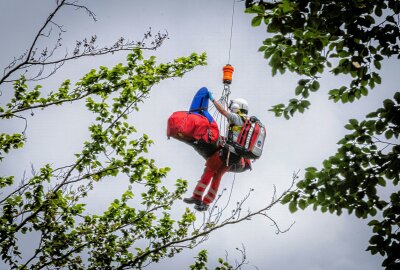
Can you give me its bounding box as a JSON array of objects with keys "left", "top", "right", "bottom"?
[
  {"left": 355, "top": 207, "right": 365, "bottom": 218},
  {"left": 289, "top": 200, "right": 298, "bottom": 213},
  {"left": 375, "top": 7, "right": 383, "bottom": 17},
  {"left": 368, "top": 219, "right": 380, "bottom": 226},
  {"left": 383, "top": 99, "right": 394, "bottom": 109},
  {"left": 281, "top": 0, "right": 294, "bottom": 13},
  {"left": 344, "top": 124, "right": 354, "bottom": 130},
  {"left": 247, "top": 4, "right": 265, "bottom": 14},
  {"left": 298, "top": 79, "right": 310, "bottom": 86},
  {"left": 361, "top": 87, "right": 368, "bottom": 96},
  {"left": 258, "top": 45, "right": 267, "bottom": 52},
  {"left": 323, "top": 160, "right": 331, "bottom": 169},
  {"left": 375, "top": 120, "right": 385, "bottom": 132},
  {"left": 310, "top": 81, "right": 320, "bottom": 91},
  {"left": 301, "top": 89, "right": 310, "bottom": 98},
  {"left": 310, "top": 66, "right": 318, "bottom": 76},
  {"left": 372, "top": 72, "right": 382, "bottom": 84},
  {"left": 281, "top": 193, "right": 293, "bottom": 204},
  {"left": 394, "top": 92, "right": 400, "bottom": 103},
  {"left": 300, "top": 100, "right": 311, "bottom": 108},
  {"left": 251, "top": 16, "right": 262, "bottom": 27},
  {"left": 294, "top": 52, "right": 303, "bottom": 66},
  {"left": 386, "top": 15, "right": 395, "bottom": 23},
  {"left": 378, "top": 177, "right": 386, "bottom": 187},
  {"left": 295, "top": 85, "right": 303, "bottom": 95},
  {"left": 349, "top": 119, "right": 358, "bottom": 126},
  {"left": 315, "top": 192, "right": 324, "bottom": 203},
  {"left": 298, "top": 199, "right": 307, "bottom": 210},
  {"left": 385, "top": 130, "right": 393, "bottom": 139},
  {"left": 341, "top": 92, "right": 349, "bottom": 103}
]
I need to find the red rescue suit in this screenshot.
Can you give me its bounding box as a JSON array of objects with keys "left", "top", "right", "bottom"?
[
  {"left": 191, "top": 145, "right": 250, "bottom": 205},
  {"left": 192, "top": 150, "right": 229, "bottom": 204}
]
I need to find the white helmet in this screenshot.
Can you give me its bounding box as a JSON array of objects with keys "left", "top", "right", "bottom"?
[{"left": 229, "top": 98, "right": 248, "bottom": 114}]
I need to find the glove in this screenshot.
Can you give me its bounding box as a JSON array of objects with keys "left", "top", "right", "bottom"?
[{"left": 208, "top": 91, "right": 215, "bottom": 101}]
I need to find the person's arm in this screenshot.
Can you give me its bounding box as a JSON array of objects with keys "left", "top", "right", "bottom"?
[
  {"left": 209, "top": 91, "right": 230, "bottom": 118},
  {"left": 212, "top": 99, "right": 230, "bottom": 118}
]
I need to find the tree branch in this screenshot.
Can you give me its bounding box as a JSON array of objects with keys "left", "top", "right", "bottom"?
[{"left": 118, "top": 175, "right": 296, "bottom": 269}]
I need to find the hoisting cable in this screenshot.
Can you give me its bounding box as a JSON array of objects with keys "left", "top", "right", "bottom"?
[
  {"left": 210, "top": 0, "right": 236, "bottom": 134},
  {"left": 227, "top": 0, "right": 236, "bottom": 65}
]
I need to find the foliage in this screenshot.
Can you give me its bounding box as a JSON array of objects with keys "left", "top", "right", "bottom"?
[
  {"left": 0, "top": 39, "right": 290, "bottom": 267},
  {"left": 246, "top": 0, "right": 399, "bottom": 118},
  {"left": 189, "top": 247, "right": 249, "bottom": 270},
  {"left": 190, "top": 250, "right": 210, "bottom": 270},
  {"left": 245, "top": 0, "right": 399, "bottom": 268},
  {"left": 0, "top": 1, "right": 296, "bottom": 268},
  {"left": 0, "top": 47, "right": 211, "bottom": 269},
  {"left": 282, "top": 93, "right": 400, "bottom": 268}
]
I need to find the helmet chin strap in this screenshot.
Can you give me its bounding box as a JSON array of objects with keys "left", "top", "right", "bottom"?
[{"left": 229, "top": 102, "right": 239, "bottom": 113}]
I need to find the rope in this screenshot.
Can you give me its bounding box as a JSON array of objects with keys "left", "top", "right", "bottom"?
[
  {"left": 210, "top": 84, "right": 231, "bottom": 134},
  {"left": 227, "top": 0, "right": 236, "bottom": 64},
  {"left": 209, "top": 0, "right": 236, "bottom": 139}
]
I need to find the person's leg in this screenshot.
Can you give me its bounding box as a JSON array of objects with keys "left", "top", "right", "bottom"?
[
  {"left": 184, "top": 151, "right": 220, "bottom": 205},
  {"left": 194, "top": 150, "right": 223, "bottom": 199},
  {"left": 194, "top": 164, "right": 229, "bottom": 211},
  {"left": 183, "top": 168, "right": 214, "bottom": 205},
  {"left": 192, "top": 168, "right": 214, "bottom": 199},
  {"left": 203, "top": 164, "right": 229, "bottom": 205}
]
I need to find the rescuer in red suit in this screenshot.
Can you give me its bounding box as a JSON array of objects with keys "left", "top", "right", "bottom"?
[{"left": 183, "top": 91, "right": 250, "bottom": 211}]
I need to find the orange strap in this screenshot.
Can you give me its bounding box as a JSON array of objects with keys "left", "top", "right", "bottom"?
[{"left": 222, "top": 64, "right": 234, "bottom": 84}]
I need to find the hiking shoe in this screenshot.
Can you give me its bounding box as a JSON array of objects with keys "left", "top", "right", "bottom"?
[
  {"left": 194, "top": 203, "right": 209, "bottom": 212},
  {"left": 183, "top": 197, "right": 202, "bottom": 205}
]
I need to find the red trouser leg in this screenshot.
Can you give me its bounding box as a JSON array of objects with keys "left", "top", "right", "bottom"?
[
  {"left": 192, "top": 167, "right": 214, "bottom": 200},
  {"left": 203, "top": 164, "right": 229, "bottom": 205},
  {"left": 192, "top": 151, "right": 224, "bottom": 201}
]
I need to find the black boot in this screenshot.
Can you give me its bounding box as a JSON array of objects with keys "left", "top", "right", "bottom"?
[
  {"left": 194, "top": 203, "right": 209, "bottom": 212},
  {"left": 183, "top": 197, "right": 202, "bottom": 205}
]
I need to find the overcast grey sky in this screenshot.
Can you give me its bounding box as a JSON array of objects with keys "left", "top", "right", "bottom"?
[{"left": 0, "top": 1, "right": 398, "bottom": 269}]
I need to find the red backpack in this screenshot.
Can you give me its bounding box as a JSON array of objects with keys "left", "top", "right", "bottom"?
[{"left": 228, "top": 116, "right": 266, "bottom": 159}]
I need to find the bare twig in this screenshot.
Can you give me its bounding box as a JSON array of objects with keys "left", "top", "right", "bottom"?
[{"left": 0, "top": 1, "right": 168, "bottom": 85}]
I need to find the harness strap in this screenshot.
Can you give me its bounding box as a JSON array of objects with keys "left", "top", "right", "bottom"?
[
  {"left": 226, "top": 149, "right": 231, "bottom": 166},
  {"left": 189, "top": 107, "right": 208, "bottom": 112},
  {"left": 230, "top": 125, "right": 242, "bottom": 132},
  {"left": 227, "top": 111, "right": 247, "bottom": 143}
]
